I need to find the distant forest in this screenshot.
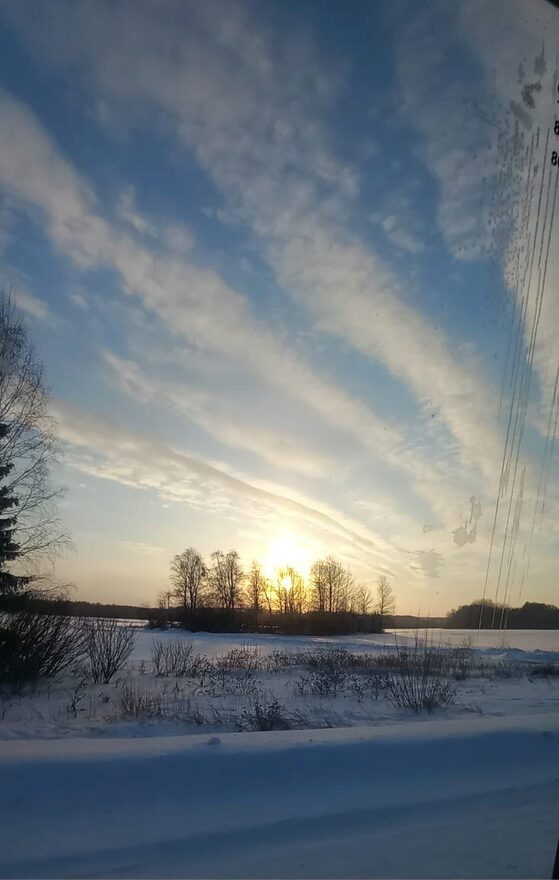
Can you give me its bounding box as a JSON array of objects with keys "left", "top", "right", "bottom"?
[
  {"left": 446, "top": 600, "right": 559, "bottom": 629},
  {"left": 0, "top": 594, "right": 448, "bottom": 635},
  {"left": 2, "top": 595, "right": 557, "bottom": 631}
]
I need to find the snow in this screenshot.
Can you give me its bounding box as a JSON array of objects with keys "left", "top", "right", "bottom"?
[
  {"left": 390, "top": 628, "right": 559, "bottom": 654},
  {"left": 1, "top": 626, "right": 558, "bottom": 877},
  {"left": 128, "top": 627, "right": 559, "bottom": 660},
  {"left": 1, "top": 627, "right": 558, "bottom": 741},
  {"left": 0, "top": 713, "right": 558, "bottom": 878}
]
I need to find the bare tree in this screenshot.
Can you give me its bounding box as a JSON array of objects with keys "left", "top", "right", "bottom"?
[
  {"left": 170, "top": 547, "right": 206, "bottom": 610},
  {"left": 0, "top": 294, "right": 67, "bottom": 594},
  {"left": 275, "top": 566, "right": 305, "bottom": 615},
  {"left": 376, "top": 575, "right": 395, "bottom": 631},
  {"left": 83, "top": 617, "right": 136, "bottom": 684},
  {"left": 262, "top": 574, "right": 275, "bottom": 615},
  {"left": 340, "top": 566, "right": 355, "bottom": 613},
  {"left": 309, "top": 556, "right": 351, "bottom": 612},
  {"left": 353, "top": 583, "right": 373, "bottom": 615},
  {"left": 309, "top": 559, "right": 327, "bottom": 612},
  {"left": 245, "top": 561, "right": 267, "bottom": 619},
  {"left": 157, "top": 588, "right": 173, "bottom": 610},
  {"left": 210, "top": 550, "right": 244, "bottom": 610}
]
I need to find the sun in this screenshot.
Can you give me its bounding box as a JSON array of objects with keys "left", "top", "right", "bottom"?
[
  {"left": 262, "top": 532, "right": 312, "bottom": 581},
  {"left": 280, "top": 573, "right": 292, "bottom": 591}
]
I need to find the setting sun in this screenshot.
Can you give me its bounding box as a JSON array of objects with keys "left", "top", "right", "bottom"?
[
  {"left": 280, "top": 573, "right": 292, "bottom": 591},
  {"left": 262, "top": 533, "right": 313, "bottom": 582}
]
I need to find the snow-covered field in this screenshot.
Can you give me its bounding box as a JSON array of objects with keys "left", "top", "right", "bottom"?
[
  {"left": 1, "top": 626, "right": 558, "bottom": 878},
  {"left": 1, "top": 627, "right": 558, "bottom": 741}
]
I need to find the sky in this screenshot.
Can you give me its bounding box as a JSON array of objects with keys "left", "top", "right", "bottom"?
[{"left": 0, "top": 0, "right": 558, "bottom": 614}]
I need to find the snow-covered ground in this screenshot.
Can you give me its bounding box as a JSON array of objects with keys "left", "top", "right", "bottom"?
[
  {"left": 1, "top": 626, "right": 558, "bottom": 877},
  {"left": 128, "top": 626, "right": 559, "bottom": 660},
  {"left": 1, "top": 627, "right": 558, "bottom": 741},
  {"left": 390, "top": 627, "right": 559, "bottom": 654},
  {"left": 1, "top": 713, "right": 558, "bottom": 878},
  {"left": 124, "top": 626, "right": 559, "bottom": 656}
]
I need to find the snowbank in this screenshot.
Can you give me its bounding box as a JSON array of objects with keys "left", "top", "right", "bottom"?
[{"left": 1, "top": 713, "right": 558, "bottom": 878}]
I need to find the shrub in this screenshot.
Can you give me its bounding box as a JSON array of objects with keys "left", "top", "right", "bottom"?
[
  {"left": 83, "top": 618, "right": 136, "bottom": 683},
  {"left": 240, "top": 696, "right": 291, "bottom": 731},
  {"left": 345, "top": 671, "right": 388, "bottom": 701},
  {"left": 151, "top": 639, "right": 203, "bottom": 677},
  {"left": 172, "top": 693, "right": 207, "bottom": 725},
  {"left": 151, "top": 639, "right": 165, "bottom": 675},
  {"left": 386, "top": 673, "right": 456, "bottom": 712},
  {"left": 303, "top": 647, "right": 353, "bottom": 674},
  {"left": 384, "top": 642, "right": 457, "bottom": 713},
  {"left": 200, "top": 668, "right": 261, "bottom": 697},
  {"left": 529, "top": 662, "right": 559, "bottom": 677},
  {"left": 0, "top": 612, "right": 85, "bottom": 688},
  {"left": 449, "top": 645, "right": 474, "bottom": 680},
  {"left": 295, "top": 668, "right": 345, "bottom": 697},
  {"left": 146, "top": 609, "right": 170, "bottom": 630},
  {"left": 214, "top": 645, "right": 262, "bottom": 673},
  {"left": 265, "top": 649, "right": 303, "bottom": 673},
  {"left": 118, "top": 684, "right": 164, "bottom": 719}
]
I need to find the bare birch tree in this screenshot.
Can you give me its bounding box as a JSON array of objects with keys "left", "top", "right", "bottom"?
[
  {"left": 210, "top": 549, "right": 244, "bottom": 610},
  {"left": 353, "top": 583, "right": 373, "bottom": 615},
  {"left": 309, "top": 556, "right": 352, "bottom": 612},
  {"left": 376, "top": 575, "right": 395, "bottom": 630},
  {"left": 245, "top": 560, "right": 267, "bottom": 619},
  {"left": 170, "top": 547, "right": 207, "bottom": 609}
]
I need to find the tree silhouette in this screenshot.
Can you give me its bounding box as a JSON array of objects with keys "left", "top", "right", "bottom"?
[
  {"left": 376, "top": 575, "right": 395, "bottom": 631},
  {"left": 0, "top": 294, "right": 66, "bottom": 596},
  {"left": 170, "top": 547, "right": 206, "bottom": 610}
]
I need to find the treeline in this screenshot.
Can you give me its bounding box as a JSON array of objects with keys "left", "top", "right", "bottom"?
[
  {"left": 0, "top": 594, "right": 384, "bottom": 636},
  {"left": 162, "top": 606, "right": 383, "bottom": 636},
  {"left": 0, "top": 543, "right": 401, "bottom": 636},
  {"left": 0, "top": 595, "right": 155, "bottom": 621},
  {"left": 446, "top": 600, "right": 559, "bottom": 629},
  {"left": 0, "top": 594, "right": 444, "bottom": 635},
  {"left": 156, "top": 548, "right": 397, "bottom": 634}
]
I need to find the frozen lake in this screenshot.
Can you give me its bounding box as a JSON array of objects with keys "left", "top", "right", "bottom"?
[
  {"left": 130, "top": 625, "right": 559, "bottom": 662},
  {"left": 389, "top": 628, "right": 559, "bottom": 654}
]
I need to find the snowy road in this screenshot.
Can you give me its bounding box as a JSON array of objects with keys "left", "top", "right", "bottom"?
[{"left": 1, "top": 713, "right": 558, "bottom": 879}]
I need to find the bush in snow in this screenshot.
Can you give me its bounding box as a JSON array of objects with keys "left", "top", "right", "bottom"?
[
  {"left": 240, "top": 696, "right": 292, "bottom": 731},
  {"left": 213, "top": 645, "right": 263, "bottom": 673},
  {"left": 384, "top": 642, "right": 457, "bottom": 713},
  {"left": 302, "top": 647, "right": 353, "bottom": 674},
  {"left": 345, "top": 671, "right": 389, "bottom": 702},
  {"left": 0, "top": 611, "right": 85, "bottom": 688},
  {"left": 118, "top": 683, "right": 164, "bottom": 719},
  {"left": 265, "top": 649, "right": 303, "bottom": 673},
  {"left": 151, "top": 639, "right": 205, "bottom": 677},
  {"left": 295, "top": 668, "right": 345, "bottom": 697},
  {"left": 83, "top": 617, "right": 136, "bottom": 684},
  {"left": 529, "top": 661, "right": 559, "bottom": 677}
]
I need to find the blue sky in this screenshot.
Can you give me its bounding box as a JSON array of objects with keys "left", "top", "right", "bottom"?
[{"left": 0, "top": 0, "right": 558, "bottom": 613}]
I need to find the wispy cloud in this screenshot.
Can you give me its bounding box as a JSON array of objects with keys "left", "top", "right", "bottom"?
[
  {"left": 53, "top": 399, "right": 409, "bottom": 578},
  {"left": 2, "top": 0, "right": 558, "bottom": 610},
  {"left": 0, "top": 82, "right": 458, "bottom": 524},
  {"left": 12, "top": 287, "right": 59, "bottom": 325},
  {"left": 102, "top": 349, "right": 335, "bottom": 479},
  {"left": 2, "top": 4, "right": 510, "bottom": 512}
]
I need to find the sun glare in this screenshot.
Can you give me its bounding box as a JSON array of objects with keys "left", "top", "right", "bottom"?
[{"left": 262, "top": 533, "right": 312, "bottom": 581}]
